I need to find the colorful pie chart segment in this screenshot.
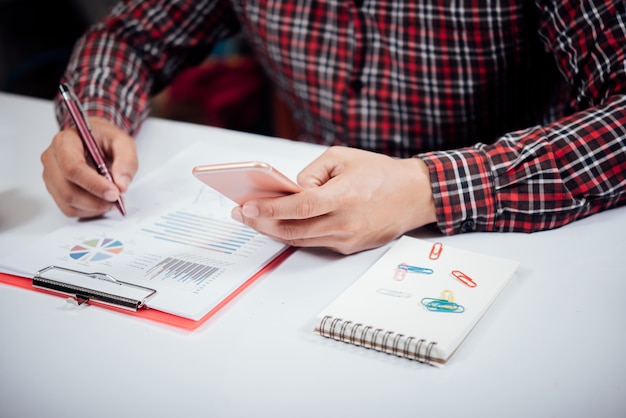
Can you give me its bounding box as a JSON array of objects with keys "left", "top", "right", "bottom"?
[{"left": 69, "top": 238, "right": 124, "bottom": 262}]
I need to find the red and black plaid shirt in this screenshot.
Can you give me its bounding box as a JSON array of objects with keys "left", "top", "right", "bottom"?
[{"left": 56, "top": 0, "right": 626, "bottom": 235}]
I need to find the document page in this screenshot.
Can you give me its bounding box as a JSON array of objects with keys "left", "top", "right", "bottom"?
[{"left": 0, "top": 142, "right": 291, "bottom": 320}]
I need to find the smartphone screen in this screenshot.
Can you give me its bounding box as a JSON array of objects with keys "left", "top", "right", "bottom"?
[{"left": 192, "top": 161, "right": 302, "bottom": 205}]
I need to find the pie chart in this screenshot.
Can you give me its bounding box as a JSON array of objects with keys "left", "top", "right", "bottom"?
[{"left": 69, "top": 238, "right": 124, "bottom": 262}]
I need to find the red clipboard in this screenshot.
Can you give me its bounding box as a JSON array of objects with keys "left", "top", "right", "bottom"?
[{"left": 0, "top": 247, "right": 295, "bottom": 330}]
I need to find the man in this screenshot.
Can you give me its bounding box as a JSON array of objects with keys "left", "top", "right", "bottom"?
[{"left": 41, "top": 0, "right": 626, "bottom": 254}]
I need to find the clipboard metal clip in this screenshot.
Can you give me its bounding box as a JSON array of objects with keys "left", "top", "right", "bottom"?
[{"left": 33, "top": 266, "right": 157, "bottom": 312}]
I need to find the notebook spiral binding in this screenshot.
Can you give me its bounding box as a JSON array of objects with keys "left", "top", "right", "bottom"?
[{"left": 318, "top": 315, "right": 438, "bottom": 365}]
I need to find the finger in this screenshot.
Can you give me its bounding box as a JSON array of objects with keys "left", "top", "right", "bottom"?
[
  {"left": 42, "top": 128, "right": 120, "bottom": 217},
  {"left": 296, "top": 147, "right": 341, "bottom": 188},
  {"left": 238, "top": 214, "right": 362, "bottom": 255},
  {"left": 56, "top": 131, "right": 122, "bottom": 203},
  {"left": 236, "top": 205, "right": 350, "bottom": 242},
  {"left": 241, "top": 183, "right": 346, "bottom": 221},
  {"left": 92, "top": 118, "right": 138, "bottom": 192},
  {"left": 54, "top": 181, "right": 115, "bottom": 218},
  {"left": 42, "top": 148, "right": 115, "bottom": 217}
]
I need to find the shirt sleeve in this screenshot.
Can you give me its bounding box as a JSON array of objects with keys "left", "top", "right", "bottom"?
[
  {"left": 54, "top": 0, "right": 239, "bottom": 135},
  {"left": 419, "top": 0, "right": 626, "bottom": 235}
]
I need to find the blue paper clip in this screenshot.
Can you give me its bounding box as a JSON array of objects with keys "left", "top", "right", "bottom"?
[
  {"left": 420, "top": 297, "right": 465, "bottom": 313},
  {"left": 393, "top": 263, "right": 434, "bottom": 281},
  {"left": 397, "top": 263, "right": 434, "bottom": 275}
]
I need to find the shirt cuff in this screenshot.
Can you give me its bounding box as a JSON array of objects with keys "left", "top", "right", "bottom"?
[
  {"left": 54, "top": 94, "right": 137, "bottom": 135},
  {"left": 419, "top": 147, "right": 498, "bottom": 235}
]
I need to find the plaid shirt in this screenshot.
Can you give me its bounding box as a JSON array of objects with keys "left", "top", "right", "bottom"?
[{"left": 56, "top": 0, "right": 626, "bottom": 235}]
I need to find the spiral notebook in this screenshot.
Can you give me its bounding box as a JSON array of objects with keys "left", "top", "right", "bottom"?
[{"left": 314, "top": 236, "right": 519, "bottom": 367}]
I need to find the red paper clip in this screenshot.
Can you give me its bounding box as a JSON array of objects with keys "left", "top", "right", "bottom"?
[
  {"left": 451, "top": 270, "right": 477, "bottom": 288},
  {"left": 429, "top": 242, "right": 443, "bottom": 260}
]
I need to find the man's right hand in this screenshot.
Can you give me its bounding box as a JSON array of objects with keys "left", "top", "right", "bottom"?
[{"left": 41, "top": 117, "right": 138, "bottom": 218}]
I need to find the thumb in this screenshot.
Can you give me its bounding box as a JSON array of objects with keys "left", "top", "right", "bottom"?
[
  {"left": 109, "top": 133, "right": 138, "bottom": 193},
  {"left": 297, "top": 148, "right": 343, "bottom": 189},
  {"left": 91, "top": 118, "right": 138, "bottom": 193}
]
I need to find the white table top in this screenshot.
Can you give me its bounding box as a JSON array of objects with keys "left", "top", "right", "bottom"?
[{"left": 1, "top": 92, "right": 624, "bottom": 418}]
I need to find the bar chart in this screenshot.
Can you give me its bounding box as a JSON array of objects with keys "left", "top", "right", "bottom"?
[{"left": 140, "top": 210, "right": 257, "bottom": 255}]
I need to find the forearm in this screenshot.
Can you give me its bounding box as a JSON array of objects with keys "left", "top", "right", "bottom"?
[
  {"left": 54, "top": 0, "right": 239, "bottom": 135},
  {"left": 54, "top": 31, "right": 154, "bottom": 135},
  {"left": 422, "top": 0, "right": 626, "bottom": 235},
  {"left": 421, "top": 94, "right": 626, "bottom": 234}
]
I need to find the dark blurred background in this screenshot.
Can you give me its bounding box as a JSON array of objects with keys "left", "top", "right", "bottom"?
[
  {"left": 0, "top": 0, "right": 116, "bottom": 99},
  {"left": 0, "top": 0, "right": 295, "bottom": 138}
]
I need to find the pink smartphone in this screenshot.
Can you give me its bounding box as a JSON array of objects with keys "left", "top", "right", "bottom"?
[{"left": 192, "top": 161, "right": 302, "bottom": 205}]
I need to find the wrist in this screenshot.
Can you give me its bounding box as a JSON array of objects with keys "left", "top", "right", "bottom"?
[{"left": 400, "top": 157, "right": 437, "bottom": 229}]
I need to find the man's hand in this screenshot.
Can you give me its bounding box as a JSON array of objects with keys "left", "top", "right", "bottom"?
[
  {"left": 41, "top": 117, "right": 138, "bottom": 218},
  {"left": 231, "top": 146, "right": 436, "bottom": 254}
]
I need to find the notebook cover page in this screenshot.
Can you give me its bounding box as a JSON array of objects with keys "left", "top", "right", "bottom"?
[{"left": 315, "top": 236, "right": 519, "bottom": 364}]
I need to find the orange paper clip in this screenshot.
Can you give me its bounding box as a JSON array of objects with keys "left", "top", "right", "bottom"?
[
  {"left": 440, "top": 289, "right": 454, "bottom": 302},
  {"left": 429, "top": 242, "right": 443, "bottom": 260},
  {"left": 451, "top": 270, "right": 477, "bottom": 288}
]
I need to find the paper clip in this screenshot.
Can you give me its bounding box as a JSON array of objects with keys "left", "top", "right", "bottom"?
[
  {"left": 429, "top": 242, "right": 443, "bottom": 260},
  {"left": 393, "top": 263, "right": 433, "bottom": 281},
  {"left": 451, "top": 270, "right": 477, "bottom": 288},
  {"left": 397, "top": 263, "right": 434, "bottom": 275},
  {"left": 440, "top": 289, "right": 454, "bottom": 302},
  {"left": 393, "top": 266, "right": 408, "bottom": 281},
  {"left": 376, "top": 288, "right": 412, "bottom": 298},
  {"left": 420, "top": 297, "right": 465, "bottom": 313}
]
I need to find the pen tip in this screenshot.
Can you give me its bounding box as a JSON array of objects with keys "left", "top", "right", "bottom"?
[{"left": 117, "top": 200, "right": 127, "bottom": 217}]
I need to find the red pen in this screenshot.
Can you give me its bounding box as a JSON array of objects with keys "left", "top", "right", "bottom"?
[{"left": 58, "top": 83, "right": 126, "bottom": 216}]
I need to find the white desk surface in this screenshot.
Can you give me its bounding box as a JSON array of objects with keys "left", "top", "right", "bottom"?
[{"left": 1, "top": 92, "right": 624, "bottom": 418}]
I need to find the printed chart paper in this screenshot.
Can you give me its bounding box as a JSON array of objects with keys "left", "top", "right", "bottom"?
[{"left": 0, "top": 143, "right": 290, "bottom": 320}]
